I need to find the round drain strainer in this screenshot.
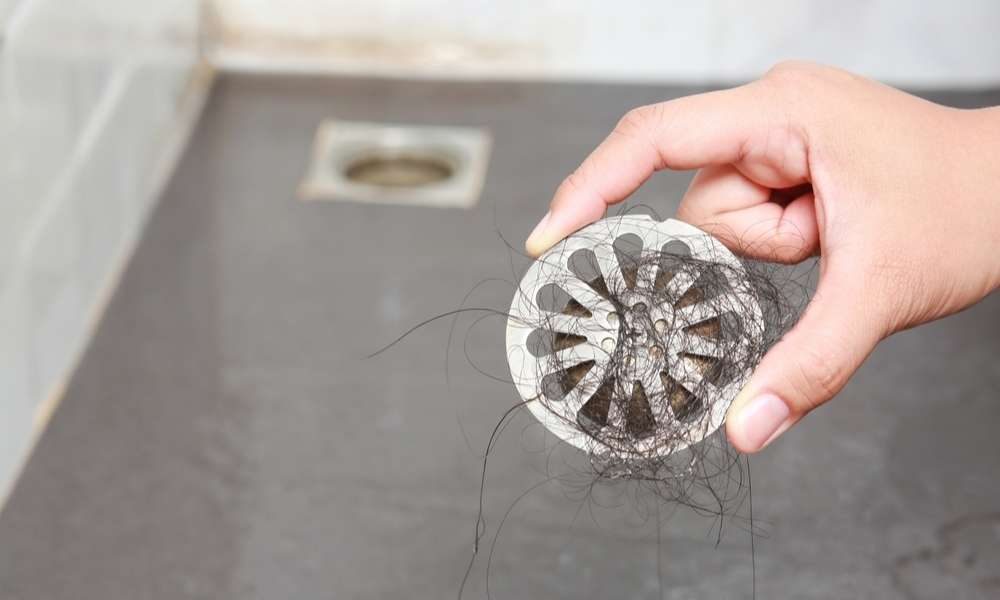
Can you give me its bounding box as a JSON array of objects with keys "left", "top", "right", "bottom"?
[{"left": 506, "top": 215, "right": 764, "bottom": 458}]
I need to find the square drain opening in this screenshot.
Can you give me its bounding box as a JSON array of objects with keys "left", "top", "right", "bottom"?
[{"left": 298, "top": 120, "right": 491, "bottom": 209}]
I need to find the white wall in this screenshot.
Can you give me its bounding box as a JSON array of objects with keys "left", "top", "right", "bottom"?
[
  {"left": 0, "top": 0, "right": 20, "bottom": 32},
  {"left": 0, "top": 0, "right": 206, "bottom": 504},
  {"left": 211, "top": 0, "right": 1000, "bottom": 87}
]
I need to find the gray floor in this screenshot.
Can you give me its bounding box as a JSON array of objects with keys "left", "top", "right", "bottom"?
[{"left": 1, "top": 75, "right": 999, "bottom": 599}]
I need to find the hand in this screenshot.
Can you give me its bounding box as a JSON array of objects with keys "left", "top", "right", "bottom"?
[{"left": 525, "top": 61, "right": 1000, "bottom": 453}]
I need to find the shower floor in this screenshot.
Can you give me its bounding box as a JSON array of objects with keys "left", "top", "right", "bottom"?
[{"left": 1, "top": 74, "right": 999, "bottom": 599}]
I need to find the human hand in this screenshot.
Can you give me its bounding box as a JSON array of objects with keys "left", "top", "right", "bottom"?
[{"left": 525, "top": 61, "right": 1000, "bottom": 453}]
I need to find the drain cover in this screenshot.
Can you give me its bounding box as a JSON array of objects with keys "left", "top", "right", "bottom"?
[
  {"left": 505, "top": 215, "right": 764, "bottom": 458},
  {"left": 299, "top": 120, "right": 491, "bottom": 208}
]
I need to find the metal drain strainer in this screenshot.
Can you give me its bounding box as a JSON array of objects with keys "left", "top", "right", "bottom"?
[{"left": 506, "top": 215, "right": 764, "bottom": 458}]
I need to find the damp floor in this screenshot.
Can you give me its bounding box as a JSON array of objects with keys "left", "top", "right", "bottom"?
[{"left": 1, "top": 75, "right": 999, "bottom": 599}]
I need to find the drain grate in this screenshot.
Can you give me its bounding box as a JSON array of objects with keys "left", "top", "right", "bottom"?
[
  {"left": 298, "top": 120, "right": 491, "bottom": 208},
  {"left": 505, "top": 215, "right": 764, "bottom": 457}
]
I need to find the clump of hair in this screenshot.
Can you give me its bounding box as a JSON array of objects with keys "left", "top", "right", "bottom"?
[
  {"left": 369, "top": 212, "right": 811, "bottom": 599},
  {"left": 504, "top": 216, "right": 808, "bottom": 509}
]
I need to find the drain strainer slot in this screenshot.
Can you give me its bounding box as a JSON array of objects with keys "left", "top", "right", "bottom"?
[{"left": 299, "top": 120, "right": 491, "bottom": 208}]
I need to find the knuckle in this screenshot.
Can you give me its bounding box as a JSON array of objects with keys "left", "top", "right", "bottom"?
[
  {"left": 761, "top": 60, "right": 828, "bottom": 101},
  {"left": 760, "top": 223, "right": 815, "bottom": 264},
  {"left": 559, "top": 170, "right": 586, "bottom": 196},
  {"left": 764, "top": 59, "right": 817, "bottom": 81},
  {"left": 784, "top": 339, "right": 848, "bottom": 412},
  {"left": 762, "top": 60, "right": 859, "bottom": 97},
  {"left": 615, "top": 104, "right": 660, "bottom": 137},
  {"left": 773, "top": 244, "right": 813, "bottom": 265},
  {"left": 614, "top": 103, "right": 670, "bottom": 167},
  {"left": 758, "top": 60, "right": 851, "bottom": 125},
  {"left": 554, "top": 170, "right": 590, "bottom": 207}
]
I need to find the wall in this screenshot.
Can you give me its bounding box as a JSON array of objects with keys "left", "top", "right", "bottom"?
[
  {"left": 0, "top": 0, "right": 19, "bottom": 33},
  {"left": 0, "top": 0, "right": 207, "bottom": 503},
  {"left": 210, "top": 0, "right": 1000, "bottom": 88}
]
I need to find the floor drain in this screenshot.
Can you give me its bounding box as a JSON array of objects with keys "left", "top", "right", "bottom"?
[
  {"left": 299, "top": 120, "right": 491, "bottom": 208},
  {"left": 343, "top": 152, "right": 454, "bottom": 188}
]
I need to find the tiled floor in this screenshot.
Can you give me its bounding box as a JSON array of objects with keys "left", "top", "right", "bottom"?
[{"left": 1, "top": 75, "right": 998, "bottom": 599}]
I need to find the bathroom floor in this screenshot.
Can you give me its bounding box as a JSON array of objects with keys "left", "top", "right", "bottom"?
[{"left": 2, "top": 75, "right": 999, "bottom": 599}]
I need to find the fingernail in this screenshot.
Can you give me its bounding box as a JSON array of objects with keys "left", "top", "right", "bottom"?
[
  {"left": 525, "top": 211, "right": 553, "bottom": 256},
  {"left": 732, "top": 393, "right": 789, "bottom": 452}
]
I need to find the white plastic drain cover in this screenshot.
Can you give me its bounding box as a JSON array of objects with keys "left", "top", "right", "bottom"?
[{"left": 505, "top": 215, "right": 763, "bottom": 458}]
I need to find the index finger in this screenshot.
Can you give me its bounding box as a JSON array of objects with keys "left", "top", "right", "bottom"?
[{"left": 525, "top": 83, "right": 773, "bottom": 257}]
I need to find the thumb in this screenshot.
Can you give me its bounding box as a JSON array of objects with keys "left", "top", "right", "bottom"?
[{"left": 725, "top": 265, "right": 885, "bottom": 453}]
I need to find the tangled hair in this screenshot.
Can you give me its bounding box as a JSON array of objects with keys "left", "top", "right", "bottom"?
[
  {"left": 504, "top": 216, "right": 804, "bottom": 509},
  {"left": 369, "top": 210, "right": 813, "bottom": 598}
]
